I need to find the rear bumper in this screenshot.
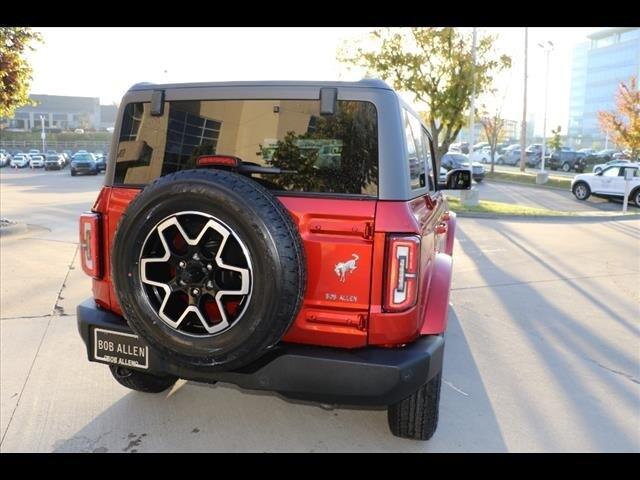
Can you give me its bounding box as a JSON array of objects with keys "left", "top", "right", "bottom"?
[{"left": 77, "top": 299, "right": 444, "bottom": 406}]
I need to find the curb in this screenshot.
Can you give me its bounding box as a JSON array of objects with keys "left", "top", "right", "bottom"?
[
  {"left": 485, "top": 178, "right": 570, "bottom": 191},
  {"left": 455, "top": 212, "right": 640, "bottom": 222}
]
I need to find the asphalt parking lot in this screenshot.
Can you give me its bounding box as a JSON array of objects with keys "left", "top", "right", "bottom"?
[{"left": 1, "top": 167, "right": 639, "bottom": 452}]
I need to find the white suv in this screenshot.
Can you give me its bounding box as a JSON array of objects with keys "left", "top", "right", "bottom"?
[{"left": 572, "top": 163, "right": 640, "bottom": 207}]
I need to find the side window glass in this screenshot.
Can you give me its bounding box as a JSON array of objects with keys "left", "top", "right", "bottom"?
[
  {"left": 403, "top": 110, "right": 425, "bottom": 189},
  {"left": 603, "top": 167, "right": 620, "bottom": 177},
  {"left": 421, "top": 128, "right": 435, "bottom": 191}
]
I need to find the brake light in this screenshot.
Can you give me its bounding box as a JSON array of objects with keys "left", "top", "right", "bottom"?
[
  {"left": 197, "top": 155, "right": 239, "bottom": 168},
  {"left": 384, "top": 235, "right": 420, "bottom": 312},
  {"left": 79, "top": 212, "right": 102, "bottom": 278}
]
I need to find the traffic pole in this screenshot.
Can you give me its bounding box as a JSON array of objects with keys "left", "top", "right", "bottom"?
[
  {"left": 519, "top": 27, "right": 528, "bottom": 172},
  {"left": 468, "top": 27, "right": 477, "bottom": 155}
]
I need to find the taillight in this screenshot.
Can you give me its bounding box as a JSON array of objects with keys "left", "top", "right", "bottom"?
[
  {"left": 384, "top": 235, "right": 420, "bottom": 312},
  {"left": 79, "top": 212, "right": 102, "bottom": 278},
  {"left": 196, "top": 155, "right": 239, "bottom": 168}
]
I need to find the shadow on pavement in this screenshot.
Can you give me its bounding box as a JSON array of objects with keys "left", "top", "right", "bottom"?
[
  {"left": 455, "top": 225, "right": 638, "bottom": 451},
  {"left": 51, "top": 308, "right": 507, "bottom": 453}
]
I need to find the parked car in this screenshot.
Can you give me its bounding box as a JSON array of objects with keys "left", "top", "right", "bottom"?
[
  {"left": 612, "top": 151, "right": 631, "bottom": 160},
  {"left": 577, "top": 148, "right": 595, "bottom": 156},
  {"left": 468, "top": 148, "right": 491, "bottom": 164},
  {"left": 94, "top": 153, "right": 107, "bottom": 172},
  {"left": 76, "top": 79, "right": 474, "bottom": 442},
  {"left": 583, "top": 149, "right": 619, "bottom": 168},
  {"left": 547, "top": 150, "right": 587, "bottom": 172},
  {"left": 45, "top": 154, "right": 66, "bottom": 170},
  {"left": 591, "top": 159, "right": 630, "bottom": 174},
  {"left": 442, "top": 152, "right": 484, "bottom": 182},
  {"left": 46, "top": 149, "right": 58, "bottom": 156},
  {"left": 495, "top": 145, "right": 521, "bottom": 165},
  {"left": 0, "top": 150, "right": 12, "bottom": 167},
  {"left": 70, "top": 152, "right": 98, "bottom": 176},
  {"left": 572, "top": 163, "right": 640, "bottom": 207},
  {"left": 10, "top": 154, "right": 31, "bottom": 168},
  {"left": 450, "top": 142, "right": 469, "bottom": 154},
  {"left": 439, "top": 166, "right": 448, "bottom": 184},
  {"left": 28, "top": 149, "right": 41, "bottom": 156},
  {"left": 525, "top": 143, "right": 542, "bottom": 155},
  {"left": 29, "top": 154, "right": 45, "bottom": 168}
]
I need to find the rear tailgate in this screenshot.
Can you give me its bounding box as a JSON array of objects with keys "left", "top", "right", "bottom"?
[{"left": 278, "top": 196, "right": 376, "bottom": 348}]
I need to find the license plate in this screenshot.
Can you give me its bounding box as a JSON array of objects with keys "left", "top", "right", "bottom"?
[{"left": 93, "top": 328, "right": 149, "bottom": 369}]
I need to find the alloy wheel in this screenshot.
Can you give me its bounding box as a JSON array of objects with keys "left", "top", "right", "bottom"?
[{"left": 139, "top": 211, "right": 252, "bottom": 337}]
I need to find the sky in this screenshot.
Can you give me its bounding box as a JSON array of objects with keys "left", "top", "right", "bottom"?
[{"left": 25, "top": 27, "right": 603, "bottom": 136}]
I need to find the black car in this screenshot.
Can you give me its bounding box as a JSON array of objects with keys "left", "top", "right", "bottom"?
[
  {"left": 44, "top": 154, "right": 66, "bottom": 170},
  {"left": 547, "top": 150, "right": 587, "bottom": 172},
  {"left": 70, "top": 152, "right": 99, "bottom": 176},
  {"left": 583, "top": 149, "right": 619, "bottom": 169},
  {"left": 441, "top": 152, "right": 485, "bottom": 182}
]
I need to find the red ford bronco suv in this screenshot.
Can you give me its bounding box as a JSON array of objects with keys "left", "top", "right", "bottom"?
[{"left": 77, "top": 79, "right": 471, "bottom": 441}]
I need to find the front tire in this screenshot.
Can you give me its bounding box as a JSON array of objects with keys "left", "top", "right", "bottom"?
[
  {"left": 71, "top": 170, "right": 77, "bottom": 176},
  {"left": 388, "top": 373, "right": 442, "bottom": 441},
  {"left": 109, "top": 365, "right": 177, "bottom": 393},
  {"left": 573, "top": 181, "right": 591, "bottom": 201},
  {"left": 633, "top": 188, "right": 640, "bottom": 208}
]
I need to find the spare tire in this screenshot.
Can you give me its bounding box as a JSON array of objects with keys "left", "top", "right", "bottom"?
[{"left": 111, "top": 169, "right": 306, "bottom": 371}]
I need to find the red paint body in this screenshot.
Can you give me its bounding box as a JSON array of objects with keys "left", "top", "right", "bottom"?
[{"left": 90, "top": 186, "right": 456, "bottom": 348}]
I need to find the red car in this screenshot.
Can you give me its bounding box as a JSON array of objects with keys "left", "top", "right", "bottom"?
[{"left": 77, "top": 80, "right": 471, "bottom": 440}]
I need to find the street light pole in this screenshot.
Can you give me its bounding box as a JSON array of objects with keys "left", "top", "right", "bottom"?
[
  {"left": 468, "top": 27, "right": 477, "bottom": 154},
  {"left": 519, "top": 27, "right": 528, "bottom": 172},
  {"left": 40, "top": 115, "right": 46, "bottom": 154},
  {"left": 539, "top": 41, "right": 554, "bottom": 174}
]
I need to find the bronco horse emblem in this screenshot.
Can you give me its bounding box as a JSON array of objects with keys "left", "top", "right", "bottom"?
[{"left": 334, "top": 254, "right": 359, "bottom": 283}]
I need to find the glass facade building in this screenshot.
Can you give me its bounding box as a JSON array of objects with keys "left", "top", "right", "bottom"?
[{"left": 568, "top": 28, "right": 640, "bottom": 146}]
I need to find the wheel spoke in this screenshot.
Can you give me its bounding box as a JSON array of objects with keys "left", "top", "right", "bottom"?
[{"left": 138, "top": 212, "right": 252, "bottom": 337}]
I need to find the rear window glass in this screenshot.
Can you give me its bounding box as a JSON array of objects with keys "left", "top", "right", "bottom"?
[{"left": 114, "top": 99, "right": 379, "bottom": 196}]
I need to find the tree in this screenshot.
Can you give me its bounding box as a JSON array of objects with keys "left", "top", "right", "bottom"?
[
  {"left": 338, "top": 27, "right": 511, "bottom": 165},
  {"left": 0, "top": 28, "right": 42, "bottom": 119},
  {"left": 549, "top": 126, "right": 562, "bottom": 151},
  {"left": 478, "top": 113, "right": 505, "bottom": 173},
  {"left": 598, "top": 76, "right": 640, "bottom": 160}
]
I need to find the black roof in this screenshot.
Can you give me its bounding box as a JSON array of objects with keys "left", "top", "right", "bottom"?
[{"left": 128, "top": 78, "right": 393, "bottom": 92}]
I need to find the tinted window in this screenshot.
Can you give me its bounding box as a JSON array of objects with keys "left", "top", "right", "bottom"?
[
  {"left": 114, "top": 100, "right": 378, "bottom": 196},
  {"left": 403, "top": 110, "right": 427, "bottom": 189},
  {"left": 421, "top": 128, "right": 435, "bottom": 191}
]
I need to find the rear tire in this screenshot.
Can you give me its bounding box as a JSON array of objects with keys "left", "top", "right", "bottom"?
[
  {"left": 387, "top": 372, "right": 442, "bottom": 441},
  {"left": 562, "top": 163, "right": 571, "bottom": 172},
  {"left": 573, "top": 181, "right": 591, "bottom": 201},
  {"left": 109, "top": 365, "right": 177, "bottom": 393},
  {"left": 632, "top": 188, "right": 640, "bottom": 208}
]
